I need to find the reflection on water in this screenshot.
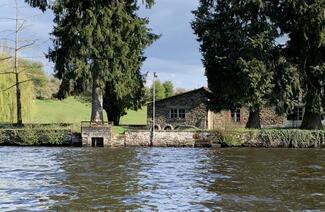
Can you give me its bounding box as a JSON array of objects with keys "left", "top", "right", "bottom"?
[{"left": 0, "top": 147, "right": 324, "bottom": 211}]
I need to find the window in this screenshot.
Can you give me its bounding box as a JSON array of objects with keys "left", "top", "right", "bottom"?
[
  {"left": 287, "top": 107, "right": 304, "bottom": 121},
  {"left": 169, "top": 109, "right": 186, "bottom": 119},
  {"left": 178, "top": 109, "right": 186, "bottom": 119},
  {"left": 231, "top": 109, "right": 241, "bottom": 123},
  {"left": 296, "top": 107, "right": 304, "bottom": 121},
  {"left": 170, "top": 109, "right": 178, "bottom": 118}
]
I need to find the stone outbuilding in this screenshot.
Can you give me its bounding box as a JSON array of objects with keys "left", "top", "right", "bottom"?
[
  {"left": 147, "top": 87, "right": 286, "bottom": 130},
  {"left": 81, "top": 122, "right": 112, "bottom": 147}
]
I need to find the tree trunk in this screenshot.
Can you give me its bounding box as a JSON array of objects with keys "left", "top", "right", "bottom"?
[
  {"left": 300, "top": 90, "right": 323, "bottom": 129},
  {"left": 15, "top": 72, "right": 23, "bottom": 128},
  {"left": 106, "top": 110, "right": 121, "bottom": 126},
  {"left": 301, "top": 110, "right": 322, "bottom": 130},
  {"left": 91, "top": 72, "right": 104, "bottom": 123},
  {"left": 246, "top": 109, "right": 261, "bottom": 129}
]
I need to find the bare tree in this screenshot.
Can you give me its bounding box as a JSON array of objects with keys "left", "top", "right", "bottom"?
[{"left": 0, "top": 0, "right": 37, "bottom": 127}]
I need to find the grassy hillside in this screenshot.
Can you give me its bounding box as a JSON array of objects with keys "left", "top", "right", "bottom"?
[
  {"left": 31, "top": 97, "right": 147, "bottom": 133},
  {"left": 32, "top": 97, "right": 94, "bottom": 124}
]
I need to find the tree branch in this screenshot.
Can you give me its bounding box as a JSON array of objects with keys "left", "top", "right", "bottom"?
[
  {"left": 1, "top": 79, "right": 33, "bottom": 92},
  {"left": 0, "top": 56, "right": 12, "bottom": 61},
  {"left": 17, "top": 40, "right": 36, "bottom": 51},
  {"left": 17, "top": 20, "right": 26, "bottom": 32},
  {"left": 0, "top": 71, "right": 15, "bottom": 75}
]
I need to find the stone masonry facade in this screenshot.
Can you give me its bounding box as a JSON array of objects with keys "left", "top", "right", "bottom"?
[
  {"left": 148, "top": 87, "right": 285, "bottom": 130},
  {"left": 148, "top": 88, "right": 211, "bottom": 130}
]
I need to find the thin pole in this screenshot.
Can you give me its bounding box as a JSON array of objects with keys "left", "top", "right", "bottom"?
[{"left": 150, "top": 72, "right": 157, "bottom": 147}]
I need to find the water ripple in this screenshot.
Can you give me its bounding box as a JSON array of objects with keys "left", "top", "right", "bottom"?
[{"left": 0, "top": 147, "right": 324, "bottom": 211}]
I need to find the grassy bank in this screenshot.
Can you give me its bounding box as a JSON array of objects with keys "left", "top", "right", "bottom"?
[{"left": 31, "top": 97, "right": 147, "bottom": 133}]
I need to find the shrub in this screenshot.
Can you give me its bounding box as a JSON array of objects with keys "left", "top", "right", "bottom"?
[
  {"left": 256, "top": 129, "right": 322, "bottom": 148},
  {"left": 16, "top": 127, "right": 39, "bottom": 145},
  {"left": 0, "top": 127, "right": 71, "bottom": 146},
  {"left": 211, "top": 128, "right": 325, "bottom": 148}
]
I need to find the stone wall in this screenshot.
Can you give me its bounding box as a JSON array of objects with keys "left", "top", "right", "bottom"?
[
  {"left": 208, "top": 110, "right": 232, "bottom": 129},
  {"left": 260, "top": 107, "right": 286, "bottom": 127},
  {"left": 147, "top": 88, "right": 210, "bottom": 130},
  {"left": 240, "top": 107, "right": 285, "bottom": 127},
  {"left": 123, "top": 130, "right": 219, "bottom": 147},
  {"left": 119, "top": 129, "right": 325, "bottom": 148}
]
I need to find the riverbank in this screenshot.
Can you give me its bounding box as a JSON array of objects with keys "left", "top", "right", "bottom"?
[
  {"left": 0, "top": 125, "right": 73, "bottom": 146},
  {"left": 119, "top": 129, "right": 325, "bottom": 148},
  {"left": 1, "top": 126, "right": 325, "bottom": 148}
]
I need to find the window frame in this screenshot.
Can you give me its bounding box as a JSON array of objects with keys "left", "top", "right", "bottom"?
[
  {"left": 178, "top": 109, "right": 186, "bottom": 119},
  {"left": 287, "top": 107, "right": 304, "bottom": 121},
  {"left": 169, "top": 108, "right": 186, "bottom": 119},
  {"left": 169, "top": 109, "right": 178, "bottom": 119},
  {"left": 296, "top": 107, "right": 304, "bottom": 121},
  {"left": 231, "top": 109, "right": 241, "bottom": 123}
]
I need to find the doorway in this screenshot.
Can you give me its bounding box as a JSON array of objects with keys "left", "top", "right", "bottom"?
[{"left": 91, "top": 137, "right": 104, "bottom": 147}]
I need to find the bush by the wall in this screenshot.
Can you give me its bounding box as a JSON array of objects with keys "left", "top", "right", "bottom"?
[
  {"left": 257, "top": 129, "right": 325, "bottom": 148},
  {"left": 0, "top": 127, "right": 72, "bottom": 146},
  {"left": 214, "top": 129, "right": 325, "bottom": 148}
]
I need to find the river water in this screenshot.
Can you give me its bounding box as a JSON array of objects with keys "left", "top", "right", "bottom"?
[{"left": 0, "top": 147, "right": 324, "bottom": 211}]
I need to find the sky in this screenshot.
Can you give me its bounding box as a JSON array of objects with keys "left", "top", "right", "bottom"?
[{"left": 0, "top": 0, "right": 206, "bottom": 90}]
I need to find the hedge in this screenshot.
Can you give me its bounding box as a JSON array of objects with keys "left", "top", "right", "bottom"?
[
  {"left": 214, "top": 129, "right": 325, "bottom": 148},
  {"left": 0, "top": 127, "right": 72, "bottom": 146}
]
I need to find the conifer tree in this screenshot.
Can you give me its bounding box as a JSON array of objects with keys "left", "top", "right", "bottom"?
[
  {"left": 27, "top": 0, "right": 156, "bottom": 123},
  {"left": 192, "top": 0, "right": 299, "bottom": 128},
  {"left": 102, "top": 2, "right": 158, "bottom": 126},
  {"left": 273, "top": 0, "right": 325, "bottom": 129}
]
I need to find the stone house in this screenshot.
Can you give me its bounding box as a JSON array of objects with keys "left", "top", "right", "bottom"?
[{"left": 147, "top": 87, "right": 286, "bottom": 130}]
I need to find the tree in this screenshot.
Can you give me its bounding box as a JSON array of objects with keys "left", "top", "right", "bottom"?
[
  {"left": 44, "top": 0, "right": 155, "bottom": 124},
  {"left": 192, "top": 0, "right": 299, "bottom": 128},
  {"left": 273, "top": 0, "right": 325, "bottom": 129},
  {"left": 101, "top": 3, "right": 158, "bottom": 126},
  {"left": 0, "top": 0, "right": 37, "bottom": 127},
  {"left": 162, "top": 81, "right": 174, "bottom": 98},
  {"left": 143, "top": 86, "right": 152, "bottom": 103},
  {"left": 20, "top": 60, "right": 48, "bottom": 99},
  {"left": 0, "top": 53, "right": 34, "bottom": 123},
  {"left": 153, "top": 80, "right": 165, "bottom": 101},
  {"left": 25, "top": 0, "right": 49, "bottom": 11}
]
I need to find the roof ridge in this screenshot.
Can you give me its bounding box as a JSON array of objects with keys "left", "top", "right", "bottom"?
[{"left": 147, "top": 87, "right": 211, "bottom": 104}]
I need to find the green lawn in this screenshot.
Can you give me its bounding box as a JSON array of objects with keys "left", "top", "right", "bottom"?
[
  {"left": 32, "top": 97, "right": 94, "bottom": 124},
  {"left": 31, "top": 97, "right": 147, "bottom": 133},
  {"left": 120, "top": 107, "right": 147, "bottom": 125}
]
